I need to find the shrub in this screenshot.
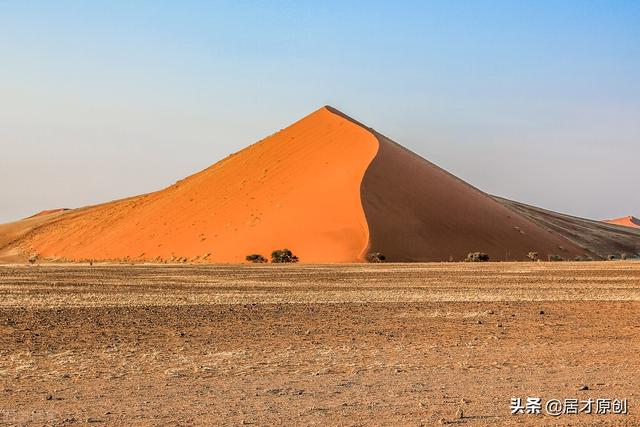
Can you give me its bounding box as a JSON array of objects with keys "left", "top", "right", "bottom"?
[
  {"left": 368, "top": 252, "right": 386, "bottom": 263},
  {"left": 621, "top": 253, "right": 629, "bottom": 260},
  {"left": 28, "top": 255, "right": 37, "bottom": 264},
  {"left": 607, "top": 254, "right": 617, "bottom": 261},
  {"left": 246, "top": 254, "right": 267, "bottom": 263},
  {"left": 465, "top": 252, "right": 489, "bottom": 262},
  {"left": 548, "top": 254, "right": 564, "bottom": 262},
  {"left": 527, "top": 251, "right": 539, "bottom": 261},
  {"left": 271, "top": 248, "right": 299, "bottom": 263}
]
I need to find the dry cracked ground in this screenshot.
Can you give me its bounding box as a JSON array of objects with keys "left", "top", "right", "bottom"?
[{"left": 1, "top": 262, "right": 639, "bottom": 426}]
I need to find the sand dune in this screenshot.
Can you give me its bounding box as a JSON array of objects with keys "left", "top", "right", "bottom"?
[
  {"left": 1, "top": 106, "right": 639, "bottom": 263},
  {"left": 27, "top": 208, "right": 69, "bottom": 219},
  {"left": 603, "top": 216, "right": 640, "bottom": 229}
]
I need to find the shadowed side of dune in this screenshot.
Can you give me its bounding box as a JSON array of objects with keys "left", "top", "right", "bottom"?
[
  {"left": 496, "top": 198, "right": 640, "bottom": 258},
  {"left": 360, "top": 133, "right": 589, "bottom": 262}
]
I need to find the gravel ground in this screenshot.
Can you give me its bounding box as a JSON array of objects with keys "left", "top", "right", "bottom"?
[{"left": 1, "top": 262, "right": 639, "bottom": 426}]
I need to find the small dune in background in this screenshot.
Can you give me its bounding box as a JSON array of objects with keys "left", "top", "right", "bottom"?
[{"left": 603, "top": 216, "right": 640, "bottom": 229}]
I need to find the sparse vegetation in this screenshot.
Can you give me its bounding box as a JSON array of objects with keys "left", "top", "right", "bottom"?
[
  {"left": 368, "top": 252, "right": 386, "bottom": 263},
  {"left": 271, "top": 248, "right": 299, "bottom": 263},
  {"left": 465, "top": 252, "right": 489, "bottom": 262},
  {"left": 246, "top": 254, "right": 267, "bottom": 263},
  {"left": 548, "top": 254, "right": 564, "bottom": 262},
  {"left": 527, "top": 251, "right": 539, "bottom": 261}
]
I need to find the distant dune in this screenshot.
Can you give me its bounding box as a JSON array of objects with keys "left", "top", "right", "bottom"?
[
  {"left": 603, "top": 216, "right": 640, "bottom": 229},
  {"left": 27, "top": 208, "right": 69, "bottom": 219},
  {"left": 1, "top": 106, "right": 639, "bottom": 263}
]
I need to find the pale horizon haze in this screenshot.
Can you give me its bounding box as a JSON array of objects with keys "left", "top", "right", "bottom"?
[{"left": 1, "top": 1, "right": 639, "bottom": 223}]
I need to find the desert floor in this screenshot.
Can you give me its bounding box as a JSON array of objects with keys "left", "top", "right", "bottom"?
[{"left": 1, "top": 262, "right": 639, "bottom": 426}]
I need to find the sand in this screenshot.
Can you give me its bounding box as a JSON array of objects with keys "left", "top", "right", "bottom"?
[
  {"left": 603, "top": 216, "right": 640, "bottom": 229},
  {"left": 499, "top": 199, "right": 640, "bottom": 259},
  {"left": 0, "top": 210, "right": 69, "bottom": 263},
  {"left": 27, "top": 209, "right": 69, "bottom": 219}
]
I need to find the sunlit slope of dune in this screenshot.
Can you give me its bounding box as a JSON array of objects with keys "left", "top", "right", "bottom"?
[
  {"left": 26, "top": 107, "right": 379, "bottom": 263},
  {"left": 0, "top": 210, "right": 69, "bottom": 263}
]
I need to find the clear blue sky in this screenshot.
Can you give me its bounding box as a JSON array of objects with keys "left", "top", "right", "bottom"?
[{"left": 1, "top": 1, "right": 639, "bottom": 222}]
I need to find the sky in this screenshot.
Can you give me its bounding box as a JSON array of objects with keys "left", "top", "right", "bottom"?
[{"left": 1, "top": 0, "right": 639, "bottom": 223}]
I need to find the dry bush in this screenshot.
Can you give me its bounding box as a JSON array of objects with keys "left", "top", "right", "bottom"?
[
  {"left": 246, "top": 254, "right": 267, "bottom": 263},
  {"left": 465, "top": 252, "right": 489, "bottom": 262},
  {"left": 271, "top": 249, "right": 299, "bottom": 263},
  {"left": 367, "top": 252, "right": 386, "bottom": 263},
  {"left": 527, "top": 251, "right": 539, "bottom": 261}
]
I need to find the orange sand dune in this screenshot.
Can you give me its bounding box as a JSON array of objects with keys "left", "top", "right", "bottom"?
[
  {"left": 25, "top": 107, "right": 378, "bottom": 263},
  {"left": 603, "top": 216, "right": 640, "bottom": 229},
  {"left": 2, "top": 105, "right": 638, "bottom": 263}
]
